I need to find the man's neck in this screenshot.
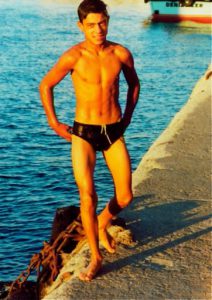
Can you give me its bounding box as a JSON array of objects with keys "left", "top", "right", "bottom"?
[{"left": 84, "top": 40, "right": 108, "bottom": 55}]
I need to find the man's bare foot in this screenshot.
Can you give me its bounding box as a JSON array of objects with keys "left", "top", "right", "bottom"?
[
  {"left": 79, "top": 259, "right": 102, "bottom": 282},
  {"left": 99, "top": 229, "right": 116, "bottom": 253}
]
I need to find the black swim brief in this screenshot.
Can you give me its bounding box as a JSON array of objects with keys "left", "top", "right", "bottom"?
[{"left": 72, "top": 119, "right": 124, "bottom": 151}]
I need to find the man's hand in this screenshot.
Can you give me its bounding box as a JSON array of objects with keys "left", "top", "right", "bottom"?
[
  {"left": 51, "top": 122, "right": 72, "bottom": 142},
  {"left": 122, "top": 117, "right": 130, "bottom": 131}
]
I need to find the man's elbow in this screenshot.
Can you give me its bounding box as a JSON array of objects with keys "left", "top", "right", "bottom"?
[
  {"left": 136, "top": 80, "right": 140, "bottom": 90},
  {"left": 39, "top": 78, "right": 44, "bottom": 94},
  {"left": 130, "top": 76, "right": 140, "bottom": 89},
  {"left": 133, "top": 79, "right": 140, "bottom": 95},
  {"left": 39, "top": 78, "right": 52, "bottom": 97},
  {"left": 136, "top": 75, "right": 140, "bottom": 88},
  {"left": 39, "top": 79, "right": 47, "bottom": 93}
]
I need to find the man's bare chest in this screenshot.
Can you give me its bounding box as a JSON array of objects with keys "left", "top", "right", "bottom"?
[{"left": 73, "top": 54, "right": 121, "bottom": 85}]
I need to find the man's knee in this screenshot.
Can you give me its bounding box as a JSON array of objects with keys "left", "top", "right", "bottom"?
[
  {"left": 117, "top": 189, "right": 133, "bottom": 208},
  {"left": 78, "top": 185, "right": 97, "bottom": 211},
  {"left": 108, "top": 190, "right": 133, "bottom": 216}
]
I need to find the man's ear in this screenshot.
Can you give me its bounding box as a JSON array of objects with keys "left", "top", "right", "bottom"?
[{"left": 77, "top": 21, "right": 84, "bottom": 32}]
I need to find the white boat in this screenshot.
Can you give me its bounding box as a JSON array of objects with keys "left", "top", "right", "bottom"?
[{"left": 146, "top": 0, "right": 212, "bottom": 24}]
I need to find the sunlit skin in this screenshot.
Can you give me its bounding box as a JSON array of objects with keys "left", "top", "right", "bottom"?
[{"left": 40, "top": 12, "right": 140, "bottom": 281}]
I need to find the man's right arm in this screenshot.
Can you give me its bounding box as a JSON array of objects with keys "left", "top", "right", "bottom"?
[
  {"left": 119, "top": 47, "right": 140, "bottom": 130},
  {"left": 39, "top": 49, "right": 78, "bottom": 141}
]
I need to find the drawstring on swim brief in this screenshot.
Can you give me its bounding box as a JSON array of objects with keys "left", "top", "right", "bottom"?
[{"left": 101, "top": 125, "right": 112, "bottom": 145}]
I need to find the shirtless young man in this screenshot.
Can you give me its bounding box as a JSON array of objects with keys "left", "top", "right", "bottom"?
[{"left": 39, "top": 0, "right": 140, "bottom": 281}]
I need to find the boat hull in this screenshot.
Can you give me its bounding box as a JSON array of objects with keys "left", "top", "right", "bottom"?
[{"left": 150, "top": 1, "right": 212, "bottom": 24}]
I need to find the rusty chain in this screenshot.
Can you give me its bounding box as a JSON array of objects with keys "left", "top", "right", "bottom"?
[{"left": 9, "top": 217, "right": 84, "bottom": 297}]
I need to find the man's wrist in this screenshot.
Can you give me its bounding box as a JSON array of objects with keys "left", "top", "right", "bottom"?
[
  {"left": 123, "top": 116, "right": 131, "bottom": 129},
  {"left": 49, "top": 119, "right": 60, "bottom": 130}
]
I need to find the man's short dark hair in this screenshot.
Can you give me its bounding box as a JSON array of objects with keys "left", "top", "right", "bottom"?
[{"left": 78, "top": 0, "right": 109, "bottom": 23}]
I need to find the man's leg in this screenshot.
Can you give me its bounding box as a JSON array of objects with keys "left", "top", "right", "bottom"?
[
  {"left": 72, "top": 135, "right": 102, "bottom": 281},
  {"left": 98, "top": 137, "right": 133, "bottom": 252}
]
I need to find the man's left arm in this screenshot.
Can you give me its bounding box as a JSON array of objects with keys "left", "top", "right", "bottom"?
[{"left": 121, "top": 49, "right": 140, "bottom": 129}]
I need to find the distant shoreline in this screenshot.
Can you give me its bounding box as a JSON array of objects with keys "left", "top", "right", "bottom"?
[{"left": 41, "top": 0, "right": 149, "bottom": 11}]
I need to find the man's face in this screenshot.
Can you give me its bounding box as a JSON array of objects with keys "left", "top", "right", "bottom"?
[{"left": 78, "top": 13, "right": 109, "bottom": 46}]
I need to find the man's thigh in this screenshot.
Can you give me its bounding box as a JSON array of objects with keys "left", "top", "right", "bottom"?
[
  {"left": 71, "top": 135, "right": 96, "bottom": 191},
  {"left": 103, "top": 137, "right": 132, "bottom": 196}
]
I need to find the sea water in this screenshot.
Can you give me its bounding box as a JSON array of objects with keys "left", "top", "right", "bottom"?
[{"left": 0, "top": 0, "right": 211, "bottom": 282}]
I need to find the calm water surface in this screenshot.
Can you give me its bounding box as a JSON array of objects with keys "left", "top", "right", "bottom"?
[{"left": 0, "top": 0, "right": 211, "bottom": 281}]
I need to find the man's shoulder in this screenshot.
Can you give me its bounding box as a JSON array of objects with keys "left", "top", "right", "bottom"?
[
  {"left": 57, "top": 43, "right": 84, "bottom": 69},
  {"left": 108, "top": 41, "right": 132, "bottom": 60},
  {"left": 63, "top": 43, "right": 83, "bottom": 59}
]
